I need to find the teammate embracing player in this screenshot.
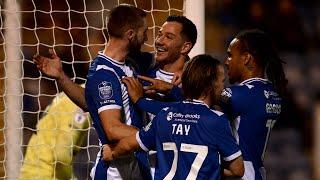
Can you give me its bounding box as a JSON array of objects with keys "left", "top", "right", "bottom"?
[
  {"left": 221, "top": 29, "right": 287, "bottom": 180},
  {"left": 102, "top": 54, "right": 244, "bottom": 179},
  {"left": 120, "top": 29, "right": 287, "bottom": 180}
]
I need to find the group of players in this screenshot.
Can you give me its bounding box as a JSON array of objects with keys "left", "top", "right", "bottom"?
[{"left": 21, "top": 4, "right": 287, "bottom": 180}]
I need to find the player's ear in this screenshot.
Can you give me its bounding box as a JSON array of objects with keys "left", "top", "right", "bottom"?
[
  {"left": 125, "top": 29, "right": 135, "bottom": 41},
  {"left": 180, "top": 41, "right": 192, "bottom": 55},
  {"left": 242, "top": 52, "right": 253, "bottom": 65}
]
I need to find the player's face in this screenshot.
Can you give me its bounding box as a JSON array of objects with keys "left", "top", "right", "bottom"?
[
  {"left": 225, "top": 38, "right": 244, "bottom": 84},
  {"left": 130, "top": 18, "right": 148, "bottom": 51},
  {"left": 213, "top": 65, "right": 226, "bottom": 103},
  {"left": 154, "top": 21, "right": 185, "bottom": 64}
]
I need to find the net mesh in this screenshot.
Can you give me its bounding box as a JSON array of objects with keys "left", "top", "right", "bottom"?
[{"left": 0, "top": 0, "right": 185, "bottom": 179}]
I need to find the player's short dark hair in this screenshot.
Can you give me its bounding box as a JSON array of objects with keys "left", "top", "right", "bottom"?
[
  {"left": 166, "top": 15, "right": 197, "bottom": 51},
  {"left": 236, "top": 29, "right": 287, "bottom": 96},
  {"left": 182, "top": 54, "right": 221, "bottom": 100},
  {"left": 107, "top": 4, "right": 147, "bottom": 38}
]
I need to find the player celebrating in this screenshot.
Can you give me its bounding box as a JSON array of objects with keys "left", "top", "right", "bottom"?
[
  {"left": 103, "top": 54, "right": 244, "bottom": 179},
  {"left": 221, "top": 29, "right": 287, "bottom": 180},
  {"left": 143, "top": 15, "right": 197, "bottom": 96},
  {"left": 83, "top": 4, "right": 152, "bottom": 180},
  {"left": 20, "top": 92, "right": 90, "bottom": 180}
]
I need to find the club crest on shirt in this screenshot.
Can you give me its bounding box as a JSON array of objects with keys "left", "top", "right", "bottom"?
[{"left": 98, "top": 81, "right": 113, "bottom": 99}]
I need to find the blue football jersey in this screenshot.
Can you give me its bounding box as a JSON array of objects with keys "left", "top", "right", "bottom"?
[
  {"left": 220, "top": 78, "right": 281, "bottom": 180},
  {"left": 136, "top": 100, "right": 241, "bottom": 180},
  {"left": 85, "top": 52, "right": 144, "bottom": 144},
  {"left": 85, "top": 52, "right": 150, "bottom": 180}
]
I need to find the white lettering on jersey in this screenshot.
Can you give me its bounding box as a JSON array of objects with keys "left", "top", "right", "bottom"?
[
  {"left": 265, "top": 103, "right": 281, "bottom": 114},
  {"left": 172, "top": 124, "right": 191, "bottom": 136}
]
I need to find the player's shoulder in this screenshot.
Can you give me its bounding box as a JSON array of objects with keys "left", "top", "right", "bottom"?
[
  {"left": 239, "top": 78, "right": 272, "bottom": 91},
  {"left": 86, "top": 63, "right": 121, "bottom": 86},
  {"left": 220, "top": 85, "right": 244, "bottom": 104},
  {"left": 202, "top": 108, "right": 230, "bottom": 130}
]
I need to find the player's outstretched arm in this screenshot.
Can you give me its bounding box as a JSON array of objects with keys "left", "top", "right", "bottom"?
[
  {"left": 223, "top": 156, "right": 244, "bottom": 178},
  {"left": 33, "top": 49, "right": 87, "bottom": 110},
  {"left": 102, "top": 135, "right": 140, "bottom": 162}
]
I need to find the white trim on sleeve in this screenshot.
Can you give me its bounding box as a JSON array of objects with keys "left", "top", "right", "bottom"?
[
  {"left": 136, "top": 132, "right": 149, "bottom": 152},
  {"left": 223, "top": 150, "right": 242, "bottom": 161},
  {"left": 98, "top": 105, "right": 121, "bottom": 113}
]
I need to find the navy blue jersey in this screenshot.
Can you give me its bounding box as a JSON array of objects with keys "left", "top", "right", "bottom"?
[
  {"left": 144, "top": 68, "right": 176, "bottom": 121},
  {"left": 85, "top": 52, "right": 144, "bottom": 144},
  {"left": 220, "top": 78, "right": 281, "bottom": 180},
  {"left": 137, "top": 100, "right": 241, "bottom": 180},
  {"left": 85, "top": 52, "right": 150, "bottom": 180}
]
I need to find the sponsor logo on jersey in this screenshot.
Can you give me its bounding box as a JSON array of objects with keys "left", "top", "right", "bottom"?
[
  {"left": 264, "top": 90, "right": 279, "bottom": 99},
  {"left": 98, "top": 81, "right": 113, "bottom": 99},
  {"left": 167, "top": 112, "right": 173, "bottom": 121},
  {"left": 266, "top": 103, "right": 281, "bottom": 114}
]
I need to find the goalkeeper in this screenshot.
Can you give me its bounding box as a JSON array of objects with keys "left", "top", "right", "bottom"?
[{"left": 20, "top": 91, "right": 90, "bottom": 180}]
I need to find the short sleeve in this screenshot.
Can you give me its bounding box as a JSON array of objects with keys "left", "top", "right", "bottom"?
[
  {"left": 211, "top": 116, "right": 241, "bottom": 161},
  {"left": 86, "top": 69, "right": 123, "bottom": 114}
]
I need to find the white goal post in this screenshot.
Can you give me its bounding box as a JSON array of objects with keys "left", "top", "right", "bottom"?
[{"left": 0, "top": 0, "right": 204, "bottom": 179}]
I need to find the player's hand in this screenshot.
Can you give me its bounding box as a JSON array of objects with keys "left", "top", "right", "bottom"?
[
  {"left": 171, "top": 71, "right": 182, "bottom": 86},
  {"left": 122, "top": 77, "right": 144, "bottom": 104},
  {"left": 102, "top": 144, "right": 113, "bottom": 161},
  {"left": 137, "top": 75, "right": 174, "bottom": 95},
  {"left": 33, "top": 49, "right": 64, "bottom": 80}
]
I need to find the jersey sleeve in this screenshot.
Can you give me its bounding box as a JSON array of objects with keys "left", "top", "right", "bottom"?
[
  {"left": 86, "top": 69, "right": 123, "bottom": 113},
  {"left": 136, "top": 112, "right": 161, "bottom": 151},
  {"left": 210, "top": 115, "right": 241, "bottom": 161}
]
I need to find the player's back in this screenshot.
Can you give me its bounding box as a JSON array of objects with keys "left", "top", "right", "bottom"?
[
  {"left": 151, "top": 100, "right": 240, "bottom": 180},
  {"left": 221, "top": 78, "right": 281, "bottom": 179}
]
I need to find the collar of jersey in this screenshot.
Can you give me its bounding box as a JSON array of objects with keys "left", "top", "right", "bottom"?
[
  {"left": 158, "top": 69, "right": 174, "bottom": 76},
  {"left": 183, "top": 99, "right": 209, "bottom": 108},
  {"left": 98, "top": 51, "right": 125, "bottom": 67},
  {"left": 239, "top": 77, "right": 270, "bottom": 85}
]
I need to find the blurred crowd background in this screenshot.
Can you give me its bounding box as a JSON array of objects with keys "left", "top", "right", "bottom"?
[
  {"left": 206, "top": 0, "right": 319, "bottom": 179},
  {"left": 0, "top": 0, "right": 319, "bottom": 179}
]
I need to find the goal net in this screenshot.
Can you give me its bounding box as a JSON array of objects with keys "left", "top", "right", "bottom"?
[{"left": 0, "top": 0, "right": 204, "bottom": 179}]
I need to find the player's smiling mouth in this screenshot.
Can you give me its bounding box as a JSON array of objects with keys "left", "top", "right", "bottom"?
[{"left": 156, "top": 46, "right": 166, "bottom": 53}]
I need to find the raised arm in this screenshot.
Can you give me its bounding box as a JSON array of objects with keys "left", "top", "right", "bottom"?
[{"left": 33, "top": 49, "right": 87, "bottom": 110}]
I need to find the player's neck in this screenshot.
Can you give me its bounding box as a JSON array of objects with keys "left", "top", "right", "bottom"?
[
  {"left": 161, "top": 55, "right": 186, "bottom": 73},
  {"left": 103, "top": 38, "right": 129, "bottom": 62},
  {"left": 241, "top": 67, "right": 265, "bottom": 82},
  {"left": 197, "top": 95, "right": 212, "bottom": 108}
]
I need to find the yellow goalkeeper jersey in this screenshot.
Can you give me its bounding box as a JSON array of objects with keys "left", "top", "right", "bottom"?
[{"left": 20, "top": 92, "right": 90, "bottom": 180}]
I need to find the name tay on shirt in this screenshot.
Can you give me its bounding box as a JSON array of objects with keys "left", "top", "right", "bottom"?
[{"left": 172, "top": 123, "right": 190, "bottom": 136}]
